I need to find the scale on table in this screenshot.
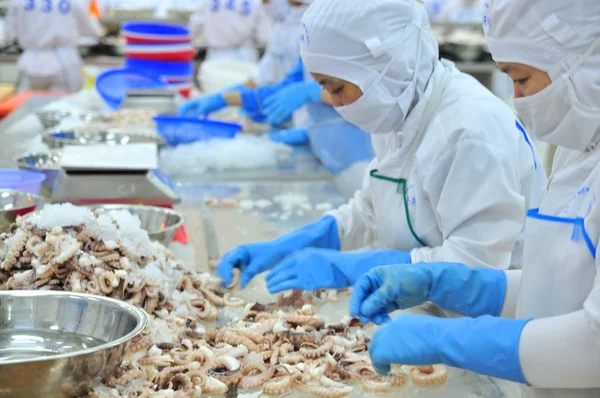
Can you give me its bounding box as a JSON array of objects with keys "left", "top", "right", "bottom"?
[
  {"left": 120, "top": 89, "right": 177, "bottom": 115},
  {"left": 51, "top": 143, "right": 180, "bottom": 205}
]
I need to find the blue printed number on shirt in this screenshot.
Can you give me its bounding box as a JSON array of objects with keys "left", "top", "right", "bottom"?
[
  {"left": 209, "top": 0, "right": 252, "bottom": 15},
  {"left": 23, "top": 0, "right": 71, "bottom": 13},
  {"left": 24, "top": 0, "right": 35, "bottom": 11},
  {"left": 58, "top": 0, "right": 71, "bottom": 14},
  {"left": 240, "top": 0, "right": 251, "bottom": 15},
  {"left": 41, "top": 0, "right": 52, "bottom": 12}
]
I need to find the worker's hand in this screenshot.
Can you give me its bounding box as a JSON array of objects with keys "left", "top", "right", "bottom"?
[
  {"left": 177, "top": 93, "right": 227, "bottom": 117},
  {"left": 217, "top": 216, "right": 341, "bottom": 288},
  {"left": 263, "top": 81, "right": 322, "bottom": 125},
  {"left": 268, "top": 128, "right": 309, "bottom": 146},
  {"left": 369, "top": 313, "right": 531, "bottom": 384},
  {"left": 350, "top": 262, "right": 507, "bottom": 325},
  {"left": 217, "top": 242, "right": 288, "bottom": 289},
  {"left": 369, "top": 314, "right": 444, "bottom": 375},
  {"left": 265, "top": 248, "right": 411, "bottom": 294}
]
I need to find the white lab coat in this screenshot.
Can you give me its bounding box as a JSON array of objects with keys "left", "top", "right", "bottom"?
[
  {"left": 5, "top": 0, "right": 103, "bottom": 93},
  {"left": 251, "top": 5, "right": 305, "bottom": 86},
  {"left": 329, "top": 61, "right": 547, "bottom": 270},
  {"left": 497, "top": 147, "right": 600, "bottom": 398},
  {"left": 189, "top": 0, "right": 270, "bottom": 63}
]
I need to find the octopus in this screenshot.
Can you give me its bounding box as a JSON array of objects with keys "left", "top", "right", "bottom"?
[
  {"left": 0, "top": 228, "right": 27, "bottom": 270},
  {"left": 0, "top": 205, "right": 450, "bottom": 398},
  {"left": 408, "top": 365, "right": 448, "bottom": 386},
  {"left": 262, "top": 367, "right": 299, "bottom": 395}
]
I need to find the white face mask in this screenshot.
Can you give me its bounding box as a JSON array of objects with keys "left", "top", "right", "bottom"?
[
  {"left": 334, "top": 27, "right": 423, "bottom": 135},
  {"left": 513, "top": 38, "right": 600, "bottom": 152}
]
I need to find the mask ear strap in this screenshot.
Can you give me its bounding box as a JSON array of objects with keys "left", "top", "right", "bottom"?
[{"left": 565, "top": 36, "right": 600, "bottom": 77}]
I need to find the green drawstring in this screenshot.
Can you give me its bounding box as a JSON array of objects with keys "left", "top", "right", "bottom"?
[{"left": 370, "top": 169, "right": 427, "bottom": 247}]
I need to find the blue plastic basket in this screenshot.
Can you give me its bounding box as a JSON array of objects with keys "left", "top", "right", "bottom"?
[
  {"left": 0, "top": 169, "right": 46, "bottom": 194},
  {"left": 122, "top": 22, "right": 190, "bottom": 40},
  {"left": 154, "top": 116, "right": 242, "bottom": 146},
  {"left": 95, "top": 68, "right": 168, "bottom": 110},
  {"left": 125, "top": 58, "right": 193, "bottom": 79}
]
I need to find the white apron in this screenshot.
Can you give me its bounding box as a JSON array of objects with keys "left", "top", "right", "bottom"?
[
  {"left": 369, "top": 67, "right": 453, "bottom": 251},
  {"left": 517, "top": 149, "right": 600, "bottom": 398}
]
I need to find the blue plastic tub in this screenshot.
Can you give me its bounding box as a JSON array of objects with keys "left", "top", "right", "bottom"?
[
  {"left": 122, "top": 22, "right": 190, "bottom": 42},
  {"left": 154, "top": 116, "right": 242, "bottom": 146},
  {"left": 125, "top": 58, "right": 193, "bottom": 79},
  {"left": 95, "top": 68, "right": 168, "bottom": 110},
  {"left": 0, "top": 169, "right": 46, "bottom": 194}
]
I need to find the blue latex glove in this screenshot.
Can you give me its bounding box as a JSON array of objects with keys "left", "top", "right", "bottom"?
[
  {"left": 369, "top": 313, "right": 531, "bottom": 384},
  {"left": 177, "top": 93, "right": 227, "bottom": 117},
  {"left": 263, "top": 81, "right": 322, "bottom": 125},
  {"left": 350, "top": 262, "right": 507, "bottom": 325},
  {"left": 268, "top": 128, "right": 309, "bottom": 146},
  {"left": 217, "top": 216, "right": 340, "bottom": 288},
  {"left": 265, "top": 248, "right": 411, "bottom": 293}
]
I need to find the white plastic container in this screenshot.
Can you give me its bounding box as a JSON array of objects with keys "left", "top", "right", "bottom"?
[{"left": 198, "top": 60, "right": 258, "bottom": 94}]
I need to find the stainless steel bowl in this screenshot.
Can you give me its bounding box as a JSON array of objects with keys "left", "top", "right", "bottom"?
[
  {"left": 42, "top": 128, "right": 165, "bottom": 149},
  {"left": 36, "top": 110, "right": 106, "bottom": 130},
  {"left": 88, "top": 204, "right": 184, "bottom": 246},
  {"left": 15, "top": 152, "right": 62, "bottom": 192},
  {"left": 0, "top": 291, "right": 147, "bottom": 398},
  {"left": 0, "top": 190, "right": 44, "bottom": 232}
]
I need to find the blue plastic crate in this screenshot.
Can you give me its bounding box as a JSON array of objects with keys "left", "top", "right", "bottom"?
[
  {"left": 96, "top": 68, "right": 168, "bottom": 110},
  {"left": 154, "top": 116, "right": 242, "bottom": 146}
]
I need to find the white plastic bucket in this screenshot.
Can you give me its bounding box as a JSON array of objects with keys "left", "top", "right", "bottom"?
[{"left": 198, "top": 60, "right": 258, "bottom": 94}]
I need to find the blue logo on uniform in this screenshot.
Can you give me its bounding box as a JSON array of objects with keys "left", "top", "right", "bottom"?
[
  {"left": 482, "top": 2, "right": 492, "bottom": 29},
  {"left": 299, "top": 22, "right": 310, "bottom": 46}
]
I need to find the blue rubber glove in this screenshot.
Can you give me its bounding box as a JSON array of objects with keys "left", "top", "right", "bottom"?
[
  {"left": 369, "top": 313, "right": 531, "bottom": 384},
  {"left": 265, "top": 249, "right": 411, "bottom": 293},
  {"left": 350, "top": 262, "right": 507, "bottom": 325},
  {"left": 177, "top": 93, "right": 227, "bottom": 117},
  {"left": 217, "top": 216, "right": 340, "bottom": 288},
  {"left": 268, "top": 128, "right": 310, "bottom": 146},
  {"left": 263, "top": 81, "right": 322, "bottom": 125}
]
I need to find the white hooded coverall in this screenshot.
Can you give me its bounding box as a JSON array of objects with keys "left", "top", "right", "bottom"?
[
  {"left": 485, "top": 0, "right": 600, "bottom": 396},
  {"left": 300, "top": 0, "right": 548, "bottom": 270},
  {"left": 189, "top": 0, "right": 271, "bottom": 63},
  {"left": 5, "top": 0, "right": 103, "bottom": 93}
]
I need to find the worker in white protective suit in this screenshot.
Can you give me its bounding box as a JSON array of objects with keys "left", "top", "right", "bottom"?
[
  {"left": 188, "top": 0, "right": 271, "bottom": 63},
  {"left": 347, "top": 1, "right": 600, "bottom": 397},
  {"left": 5, "top": 0, "right": 103, "bottom": 93},
  {"left": 215, "top": 0, "right": 548, "bottom": 292}
]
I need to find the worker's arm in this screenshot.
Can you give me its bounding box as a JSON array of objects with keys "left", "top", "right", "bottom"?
[
  {"left": 254, "top": 2, "right": 272, "bottom": 46},
  {"left": 188, "top": 0, "right": 206, "bottom": 38},
  {"left": 326, "top": 161, "right": 379, "bottom": 250},
  {"left": 4, "top": 2, "right": 18, "bottom": 42},
  {"left": 72, "top": 0, "right": 104, "bottom": 37}
]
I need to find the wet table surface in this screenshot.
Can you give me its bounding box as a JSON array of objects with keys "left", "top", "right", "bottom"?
[{"left": 174, "top": 180, "right": 517, "bottom": 398}]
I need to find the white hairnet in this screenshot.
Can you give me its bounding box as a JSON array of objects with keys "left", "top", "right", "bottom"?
[
  {"left": 299, "top": 0, "right": 439, "bottom": 132},
  {"left": 483, "top": 0, "right": 600, "bottom": 108}
]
